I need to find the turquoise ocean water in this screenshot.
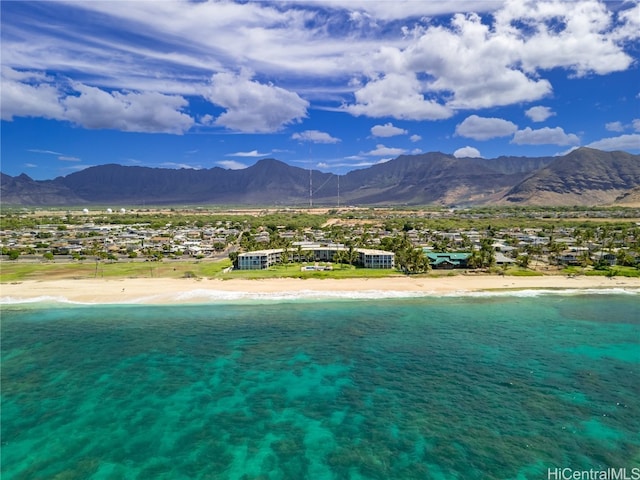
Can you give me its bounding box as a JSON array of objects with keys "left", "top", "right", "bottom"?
[{"left": 1, "top": 292, "right": 639, "bottom": 479}]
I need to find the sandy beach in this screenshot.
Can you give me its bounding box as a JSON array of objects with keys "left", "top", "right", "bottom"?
[{"left": 1, "top": 275, "right": 639, "bottom": 304}]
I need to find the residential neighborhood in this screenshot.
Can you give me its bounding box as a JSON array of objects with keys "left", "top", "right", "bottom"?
[{"left": 1, "top": 207, "right": 639, "bottom": 274}]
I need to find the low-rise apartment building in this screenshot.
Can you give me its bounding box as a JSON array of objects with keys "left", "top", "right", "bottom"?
[{"left": 236, "top": 246, "right": 395, "bottom": 270}]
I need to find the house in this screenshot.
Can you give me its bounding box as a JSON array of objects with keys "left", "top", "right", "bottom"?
[
  {"left": 425, "top": 252, "right": 471, "bottom": 269},
  {"left": 495, "top": 252, "right": 516, "bottom": 266},
  {"left": 591, "top": 251, "right": 617, "bottom": 266},
  {"left": 558, "top": 251, "right": 581, "bottom": 265}
]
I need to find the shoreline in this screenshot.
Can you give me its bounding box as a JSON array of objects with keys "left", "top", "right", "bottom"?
[{"left": 2, "top": 275, "right": 639, "bottom": 305}]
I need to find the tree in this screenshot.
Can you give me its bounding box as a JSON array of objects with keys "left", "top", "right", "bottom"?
[
  {"left": 517, "top": 254, "right": 530, "bottom": 269},
  {"left": 43, "top": 252, "right": 54, "bottom": 261},
  {"left": 333, "top": 250, "right": 347, "bottom": 269},
  {"left": 479, "top": 238, "right": 496, "bottom": 268},
  {"left": 346, "top": 244, "right": 358, "bottom": 266},
  {"left": 405, "top": 248, "right": 430, "bottom": 274},
  {"left": 467, "top": 251, "right": 483, "bottom": 269}
]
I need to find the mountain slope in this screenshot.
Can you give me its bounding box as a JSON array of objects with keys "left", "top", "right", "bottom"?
[
  {"left": 502, "top": 148, "right": 640, "bottom": 205},
  {"left": 1, "top": 173, "right": 85, "bottom": 205},
  {"left": 1, "top": 148, "right": 638, "bottom": 206}
]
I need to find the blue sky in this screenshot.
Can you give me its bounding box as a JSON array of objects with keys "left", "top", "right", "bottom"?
[{"left": 1, "top": 0, "right": 639, "bottom": 180}]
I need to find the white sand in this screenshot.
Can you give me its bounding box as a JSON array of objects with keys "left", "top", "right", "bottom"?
[{"left": 2, "top": 275, "right": 638, "bottom": 304}]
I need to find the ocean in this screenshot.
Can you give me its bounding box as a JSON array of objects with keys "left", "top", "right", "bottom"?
[{"left": 1, "top": 292, "right": 639, "bottom": 479}]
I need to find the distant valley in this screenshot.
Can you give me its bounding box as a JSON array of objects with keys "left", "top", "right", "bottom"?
[{"left": 2, "top": 147, "right": 639, "bottom": 207}]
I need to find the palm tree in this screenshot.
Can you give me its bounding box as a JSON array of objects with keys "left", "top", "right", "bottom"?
[
  {"left": 346, "top": 244, "right": 359, "bottom": 266},
  {"left": 479, "top": 238, "right": 496, "bottom": 268},
  {"left": 333, "top": 250, "right": 347, "bottom": 269}
]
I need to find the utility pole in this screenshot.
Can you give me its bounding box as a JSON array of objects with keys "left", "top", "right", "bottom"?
[{"left": 309, "top": 168, "right": 313, "bottom": 208}]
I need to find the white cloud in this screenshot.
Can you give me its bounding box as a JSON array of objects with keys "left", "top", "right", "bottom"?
[
  {"left": 2, "top": 68, "right": 194, "bottom": 133},
  {"left": 226, "top": 150, "right": 271, "bottom": 157},
  {"left": 63, "top": 85, "right": 194, "bottom": 134},
  {"left": 2, "top": 1, "right": 640, "bottom": 132},
  {"left": 343, "top": 73, "right": 453, "bottom": 120},
  {"left": 410, "top": 148, "right": 422, "bottom": 155},
  {"left": 370, "top": 122, "right": 408, "bottom": 137},
  {"left": 605, "top": 121, "right": 625, "bottom": 132},
  {"left": 410, "top": 134, "right": 422, "bottom": 142},
  {"left": 58, "top": 156, "right": 81, "bottom": 162},
  {"left": 206, "top": 71, "right": 308, "bottom": 133},
  {"left": 586, "top": 134, "right": 640, "bottom": 152},
  {"left": 503, "top": 0, "right": 636, "bottom": 76},
  {"left": 525, "top": 106, "right": 555, "bottom": 122},
  {"left": 453, "top": 146, "right": 482, "bottom": 158},
  {"left": 363, "top": 144, "right": 406, "bottom": 156},
  {"left": 1, "top": 69, "right": 64, "bottom": 121},
  {"left": 24, "top": 163, "right": 38, "bottom": 168},
  {"left": 512, "top": 127, "right": 579, "bottom": 145},
  {"left": 455, "top": 115, "right": 517, "bottom": 140},
  {"left": 405, "top": 13, "right": 553, "bottom": 110},
  {"left": 217, "top": 160, "right": 248, "bottom": 170},
  {"left": 316, "top": 162, "right": 330, "bottom": 169},
  {"left": 633, "top": 119, "right": 640, "bottom": 132},
  {"left": 160, "top": 162, "right": 200, "bottom": 169},
  {"left": 28, "top": 149, "right": 64, "bottom": 156},
  {"left": 200, "top": 114, "right": 215, "bottom": 125},
  {"left": 288, "top": 1, "right": 503, "bottom": 21},
  {"left": 292, "top": 130, "right": 340, "bottom": 143}
]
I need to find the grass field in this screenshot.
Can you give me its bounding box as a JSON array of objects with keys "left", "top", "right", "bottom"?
[
  {"left": 2, "top": 260, "right": 639, "bottom": 283},
  {"left": 0, "top": 260, "right": 232, "bottom": 282}
]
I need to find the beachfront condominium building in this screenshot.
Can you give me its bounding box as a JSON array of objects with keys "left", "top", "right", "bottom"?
[
  {"left": 236, "top": 246, "right": 394, "bottom": 270},
  {"left": 236, "top": 249, "right": 283, "bottom": 270}
]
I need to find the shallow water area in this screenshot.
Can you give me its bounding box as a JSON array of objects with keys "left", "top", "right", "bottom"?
[{"left": 2, "top": 294, "right": 639, "bottom": 479}]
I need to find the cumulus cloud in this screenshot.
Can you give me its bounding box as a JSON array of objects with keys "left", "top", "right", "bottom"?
[
  {"left": 586, "top": 134, "right": 640, "bottom": 151},
  {"left": 634, "top": 119, "right": 640, "bottom": 132},
  {"left": 363, "top": 144, "right": 406, "bottom": 156},
  {"left": 525, "top": 106, "right": 555, "bottom": 122},
  {"left": 453, "top": 146, "right": 482, "bottom": 158},
  {"left": 292, "top": 130, "right": 340, "bottom": 143},
  {"left": 226, "top": 150, "right": 271, "bottom": 157},
  {"left": 512, "top": 127, "right": 579, "bottom": 145},
  {"left": 405, "top": 12, "right": 553, "bottom": 110},
  {"left": 3, "top": 1, "right": 640, "bottom": 136},
  {"left": 343, "top": 73, "right": 453, "bottom": 120},
  {"left": 217, "top": 160, "right": 248, "bottom": 170},
  {"left": 63, "top": 84, "right": 194, "bottom": 134},
  {"left": 371, "top": 122, "right": 408, "bottom": 137},
  {"left": 2, "top": 68, "right": 194, "bottom": 134},
  {"left": 410, "top": 134, "right": 422, "bottom": 142},
  {"left": 206, "top": 71, "right": 308, "bottom": 133},
  {"left": 1, "top": 69, "right": 64, "bottom": 121},
  {"left": 605, "top": 121, "right": 625, "bottom": 132},
  {"left": 455, "top": 115, "right": 518, "bottom": 140},
  {"left": 501, "top": 0, "right": 636, "bottom": 76}
]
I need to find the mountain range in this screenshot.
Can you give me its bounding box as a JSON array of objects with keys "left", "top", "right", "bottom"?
[{"left": 2, "top": 148, "right": 639, "bottom": 207}]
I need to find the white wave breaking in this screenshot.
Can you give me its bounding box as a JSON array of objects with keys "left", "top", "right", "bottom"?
[{"left": 1, "top": 287, "right": 638, "bottom": 306}]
